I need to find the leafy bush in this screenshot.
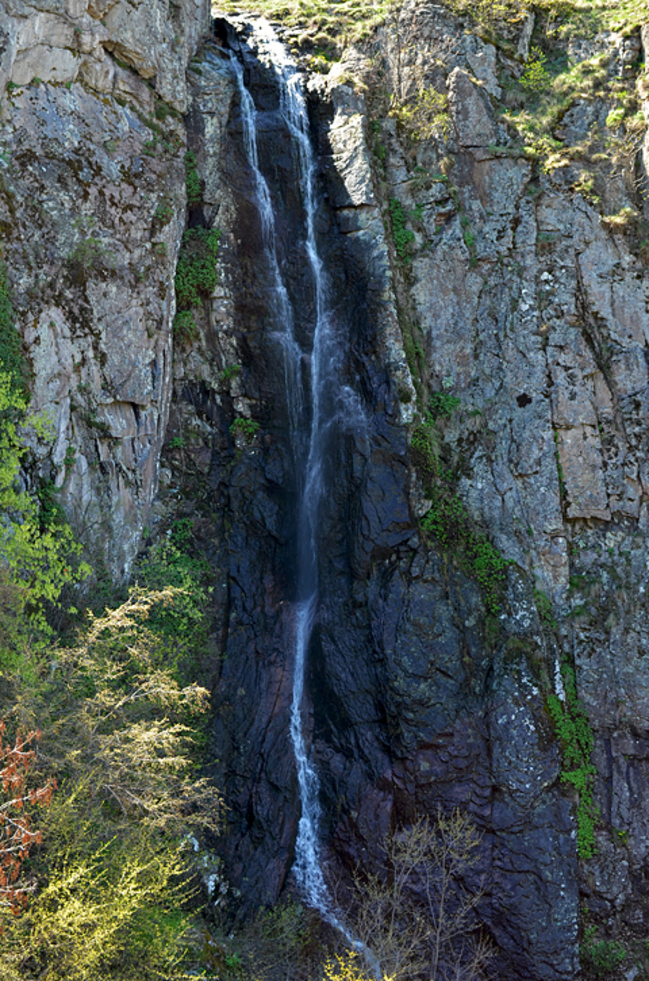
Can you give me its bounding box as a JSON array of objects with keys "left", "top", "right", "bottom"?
[
  {"left": 172, "top": 310, "right": 198, "bottom": 344},
  {"left": 67, "top": 238, "right": 115, "bottom": 278},
  {"left": 0, "top": 371, "right": 91, "bottom": 661},
  {"left": 389, "top": 198, "right": 415, "bottom": 260},
  {"left": 428, "top": 391, "right": 461, "bottom": 420},
  {"left": 521, "top": 47, "right": 551, "bottom": 92},
  {"left": 581, "top": 926, "right": 625, "bottom": 977},
  {"left": 390, "top": 87, "right": 451, "bottom": 142},
  {"left": 174, "top": 228, "right": 221, "bottom": 309},
  {"left": 547, "top": 658, "right": 598, "bottom": 858},
  {"left": 230, "top": 418, "right": 260, "bottom": 443},
  {"left": 221, "top": 363, "right": 242, "bottom": 384},
  {"left": 0, "top": 587, "right": 219, "bottom": 979},
  {"left": 421, "top": 489, "right": 510, "bottom": 615},
  {"left": 136, "top": 530, "right": 213, "bottom": 680}
]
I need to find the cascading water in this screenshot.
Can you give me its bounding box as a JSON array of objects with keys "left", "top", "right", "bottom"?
[{"left": 230, "top": 22, "right": 354, "bottom": 933}]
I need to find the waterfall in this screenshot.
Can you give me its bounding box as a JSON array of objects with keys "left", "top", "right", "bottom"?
[
  {"left": 230, "top": 22, "right": 342, "bottom": 924},
  {"left": 230, "top": 28, "right": 381, "bottom": 976}
]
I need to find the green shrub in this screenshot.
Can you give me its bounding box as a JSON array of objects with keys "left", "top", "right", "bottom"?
[
  {"left": 521, "top": 47, "right": 551, "bottom": 92},
  {"left": 172, "top": 310, "right": 198, "bottom": 345},
  {"left": 421, "top": 487, "right": 510, "bottom": 615},
  {"left": 137, "top": 537, "right": 212, "bottom": 677},
  {"left": 428, "top": 391, "right": 461, "bottom": 420},
  {"left": 390, "top": 87, "right": 451, "bottom": 142},
  {"left": 229, "top": 418, "right": 260, "bottom": 443},
  {"left": 174, "top": 228, "right": 220, "bottom": 309},
  {"left": 581, "top": 926, "right": 625, "bottom": 976},
  {"left": 221, "top": 363, "right": 242, "bottom": 384},
  {"left": 547, "top": 658, "right": 598, "bottom": 858},
  {"left": 389, "top": 198, "right": 415, "bottom": 260}
]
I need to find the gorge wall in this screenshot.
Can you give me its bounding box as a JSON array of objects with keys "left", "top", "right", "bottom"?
[{"left": 4, "top": 0, "right": 649, "bottom": 977}]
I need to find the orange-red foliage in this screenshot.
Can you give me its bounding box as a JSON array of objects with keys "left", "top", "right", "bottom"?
[{"left": 0, "top": 721, "right": 55, "bottom": 919}]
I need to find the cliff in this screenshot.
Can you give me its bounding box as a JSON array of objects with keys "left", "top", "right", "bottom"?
[{"left": 3, "top": 0, "right": 649, "bottom": 977}]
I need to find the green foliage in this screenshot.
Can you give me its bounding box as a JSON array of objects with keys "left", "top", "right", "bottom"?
[
  {"left": 3, "top": 841, "right": 195, "bottom": 981},
  {"left": 37, "top": 481, "right": 66, "bottom": 529},
  {"left": 534, "top": 587, "right": 557, "bottom": 629},
  {"left": 410, "top": 422, "right": 439, "bottom": 477},
  {"left": 173, "top": 310, "right": 198, "bottom": 345},
  {"left": 221, "top": 363, "right": 242, "bottom": 384},
  {"left": 230, "top": 417, "right": 260, "bottom": 443},
  {"left": 580, "top": 926, "right": 625, "bottom": 977},
  {"left": 0, "top": 590, "right": 218, "bottom": 979},
  {"left": 174, "top": 228, "right": 221, "bottom": 309},
  {"left": 0, "top": 371, "right": 90, "bottom": 661},
  {"left": 459, "top": 213, "right": 477, "bottom": 265},
  {"left": 605, "top": 107, "right": 625, "bottom": 129},
  {"left": 421, "top": 488, "right": 510, "bottom": 615},
  {"left": 428, "top": 391, "right": 461, "bottom": 420},
  {"left": 68, "top": 237, "right": 115, "bottom": 277},
  {"left": 521, "top": 47, "right": 551, "bottom": 92},
  {"left": 136, "top": 531, "right": 213, "bottom": 679},
  {"left": 0, "top": 265, "right": 27, "bottom": 394},
  {"left": 409, "top": 383, "right": 509, "bottom": 616},
  {"left": 154, "top": 197, "right": 174, "bottom": 225},
  {"left": 547, "top": 658, "right": 598, "bottom": 858},
  {"left": 216, "top": 0, "right": 391, "bottom": 49},
  {"left": 389, "top": 198, "right": 415, "bottom": 261},
  {"left": 184, "top": 150, "right": 201, "bottom": 208},
  {"left": 390, "top": 87, "right": 451, "bottom": 142}
]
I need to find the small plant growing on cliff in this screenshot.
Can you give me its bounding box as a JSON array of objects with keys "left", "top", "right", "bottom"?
[
  {"left": 521, "top": 47, "right": 551, "bottom": 92},
  {"left": 230, "top": 418, "right": 260, "bottom": 444},
  {"left": 580, "top": 926, "right": 625, "bottom": 977},
  {"left": 173, "top": 310, "right": 198, "bottom": 345},
  {"left": 421, "top": 492, "right": 510, "bottom": 616},
  {"left": 547, "top": 657, "right": 598, "bottom": 859},
  {"left": 390, "top": 87, "right": 451, "bottom": 142},
  {"left": 174, "top": 228, "right": 220, "bottom": 308},
  {"left": 428, "top": 391, "right": 461, "bottom": 420},
  {"left": 389, "top": 198, "right": 415, "bottom": 260},
  {"left": 67, "top": 237, "right": 116, "bottom": 281},
  {"left": 221, "top": 364, "right": 242, "bottom": 384}
]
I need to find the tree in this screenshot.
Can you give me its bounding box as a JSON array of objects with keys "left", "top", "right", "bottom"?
[
  {"left": 0, "top": 368, "right": 90, "bottom": 671},
  {"left": 0, "top": 723, "right": 55, "bottom": 920},
  {"left": 0, "top": 588, "right": 220, "bottom": 980},
  {"left": 43, "top": 587, "right": 220, "bottom": 836},
  {"left": 344, "top": 811, "right": 493, "bottom": 981}
]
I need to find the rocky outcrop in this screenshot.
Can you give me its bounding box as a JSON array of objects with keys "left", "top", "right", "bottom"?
[
  {"left": 0, "top": 0, "right": 208, "bottom": 574},
  {"left": 0, "top": 0, "right": 209, "bottom": 111}
]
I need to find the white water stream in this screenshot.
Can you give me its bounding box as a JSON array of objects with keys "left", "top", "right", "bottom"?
[{"left": 230, "top": 24, "right": 362, "bottom": 938}]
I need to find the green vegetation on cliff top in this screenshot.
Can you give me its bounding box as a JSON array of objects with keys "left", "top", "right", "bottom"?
[{"left": 215, "top": 0, "right": 647, "bottom": 51}]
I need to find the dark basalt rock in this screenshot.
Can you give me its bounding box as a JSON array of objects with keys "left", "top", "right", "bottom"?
[{"left": 191, "top": 22, "right": 580, "bottom": 980}]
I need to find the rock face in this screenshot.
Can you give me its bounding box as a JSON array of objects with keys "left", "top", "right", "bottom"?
[
  {"left": 6, "top": 0, "right": 649, "bottom": 976},
  {"left": 179, "top": 8, "right": 649, "bottom": 980},
  {"left": 0, "top": 0, "right": 208, "bottom": 574},
  {"left": 168, "top": 16, "right": 581, "bottom": 979}
]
